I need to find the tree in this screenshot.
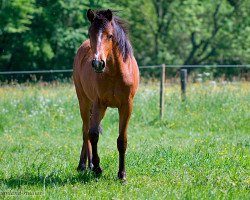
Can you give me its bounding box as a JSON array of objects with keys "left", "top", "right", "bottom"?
[
  {"left": 0, "top": 0, "right": 37, "bottom": 70},
  {"left": 0, "top": 0, "right": 249, "bottom": 79}
]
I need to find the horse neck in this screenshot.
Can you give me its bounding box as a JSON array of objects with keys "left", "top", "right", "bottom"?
[{"left": 106, "top": 46, "right": 130, "bottom": 76}]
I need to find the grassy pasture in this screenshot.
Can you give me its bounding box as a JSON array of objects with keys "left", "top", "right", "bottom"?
[{"left": 0, "top": 81, "right": 249, "bottom": 199}]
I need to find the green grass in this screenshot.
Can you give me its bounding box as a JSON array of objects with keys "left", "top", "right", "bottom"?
[{"left": 0, "top": 81, "right": 249, "bottom": 199}]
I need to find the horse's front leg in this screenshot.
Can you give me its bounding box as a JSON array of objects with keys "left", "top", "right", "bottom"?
[
  {"left": 89, "top": 101, "right": 107, "bottom": 176},
  {"left": 117, "top": 102, "right": 132, "bottom": 180},
  {"left": 77, "top": 101, "right": 93, "bottom": 171}
]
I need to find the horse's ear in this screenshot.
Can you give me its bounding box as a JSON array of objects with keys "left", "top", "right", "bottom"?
[
  {"left": 105, "top": 9, "right": 113, "bottom": 21},
  {"left": 87, "top": 9, "right": 95, "bottom": 22}
]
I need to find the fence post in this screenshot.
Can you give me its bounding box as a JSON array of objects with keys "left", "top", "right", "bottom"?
[
  {"left": 180, "top": 69, "right": 187, "bottom": 101},
  {"left": 160, "top": 64, "right": 166, "bottom": 119}
]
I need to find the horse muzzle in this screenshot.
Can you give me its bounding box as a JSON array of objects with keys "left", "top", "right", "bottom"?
[{"left": 92, "top": 59, "right": 105, "bottom": 73}]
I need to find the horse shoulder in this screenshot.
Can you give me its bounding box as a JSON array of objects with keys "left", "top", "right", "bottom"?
[
  {"left": 73, "top": 40, "right": 96, "bottom": 100},
  {"left": 131, "top": 56, "right": 140, "bottom": 84},
  {"left": 117, "top": 58, "right": 139, "bottom": 100},
  {"left": 125, "top": 57, "right": 139, "bottom": 86},
  {"left": 128, "top": 57, "right": 140, "bottom": 97},
  {"left": 74, "top": 40, "right": 91, "bottom": 70}
]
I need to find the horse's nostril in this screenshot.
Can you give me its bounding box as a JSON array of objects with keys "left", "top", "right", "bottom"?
[
  {"left": 92, "top": 60, "right": 96, "bottom": 68},
  {"left": 101, "top": 60, "right": 105, "bottom": 68}
]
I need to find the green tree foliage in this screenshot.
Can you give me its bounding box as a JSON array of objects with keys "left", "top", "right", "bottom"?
[
  {"left": 0, "top": 0, "right": 37, "bottom": 70},
  {"left": 0, "top": 0, "right": 249, "bottom": 77},
  {"left": 0, "top": 0, "right": 106, "bottom": 71}
]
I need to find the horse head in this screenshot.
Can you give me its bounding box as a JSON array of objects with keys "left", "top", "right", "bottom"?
[{"left": 87, "top": 9, "right": 114, "bottom": 73}]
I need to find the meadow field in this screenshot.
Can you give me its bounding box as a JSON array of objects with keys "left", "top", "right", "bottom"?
[{"left": 0, "top": 81, "right": 249, "bottom": 199}]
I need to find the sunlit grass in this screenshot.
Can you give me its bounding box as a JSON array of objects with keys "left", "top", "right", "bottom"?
[{"left": 0, "top": 82, "right": 249, "bottom": 199}]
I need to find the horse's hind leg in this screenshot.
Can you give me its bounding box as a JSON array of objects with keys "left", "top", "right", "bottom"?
[{"left": 89, "top": 101, "right": 107, "bottom": 175}]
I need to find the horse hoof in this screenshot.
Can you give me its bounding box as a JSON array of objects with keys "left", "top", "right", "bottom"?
[
  {"left": 93, "top": 166, "right": 103, "bottom": 176},
  {"left": 118, "top": 171, "right": 126, "bottom": 181},
  {"left": 77, "top": 164, "right": 86, "bottom": 172},
  {"left": 88, "top": 163, "right": 94, "bottom": 170}
]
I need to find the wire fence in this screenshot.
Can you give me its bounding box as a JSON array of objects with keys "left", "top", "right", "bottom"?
[
  {"left": 0, "top": 64, "right": 249, "bottom": 75},
  {"left": 0, "top": 64, "right": 249, "bottom": 119}
]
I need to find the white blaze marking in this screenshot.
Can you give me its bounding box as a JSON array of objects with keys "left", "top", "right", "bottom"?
[{"left": 95, "top": 30, "right": 102, "bottom": 60}]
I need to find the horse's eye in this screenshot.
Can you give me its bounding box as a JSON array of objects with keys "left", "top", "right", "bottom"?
[{"left": 108, "top": 34, "right": 113, "bottom": 39}]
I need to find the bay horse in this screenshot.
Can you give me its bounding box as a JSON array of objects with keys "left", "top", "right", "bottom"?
[{"left": 73, "top": 9, "right": 139, "bottom": 180}]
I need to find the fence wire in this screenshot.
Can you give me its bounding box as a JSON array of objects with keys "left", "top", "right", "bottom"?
[{"left": 0, "top": 65, "right": 249, "bottom": 75}]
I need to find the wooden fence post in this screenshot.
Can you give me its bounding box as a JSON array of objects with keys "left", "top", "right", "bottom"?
[
  {"left": 160, "top": 64, "right": 166, "bottom": 119},
  {"left": 180, "top": 69, "right": 187, "bottom": 101}
]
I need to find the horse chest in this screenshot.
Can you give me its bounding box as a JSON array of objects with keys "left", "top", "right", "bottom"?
[{"left": 97, "top": 81, "right": 128, "bottom": 107}]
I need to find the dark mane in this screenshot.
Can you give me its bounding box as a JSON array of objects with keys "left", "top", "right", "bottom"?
[
  {"left": 113, "top": 16, "right": 133, "bottom": 61},
  {"left": 92, "top": 10, "right": 133, "bottom": 61}
]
